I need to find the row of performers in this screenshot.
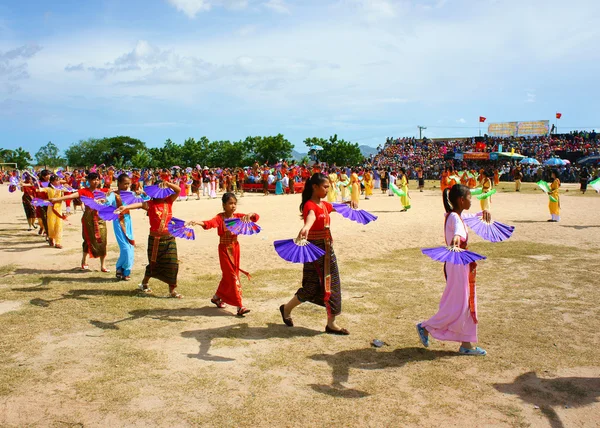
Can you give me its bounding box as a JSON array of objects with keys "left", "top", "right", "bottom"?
[{"left": 16, "top": 169, "right": 494, "bottom": 354}]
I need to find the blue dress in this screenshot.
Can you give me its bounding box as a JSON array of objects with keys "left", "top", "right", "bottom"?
[
  {"left": 275, "top": 171, "right": 284, "bottom": 195},
  {"left": 107, "top": 193, "right": 135, "bottom": 277}
]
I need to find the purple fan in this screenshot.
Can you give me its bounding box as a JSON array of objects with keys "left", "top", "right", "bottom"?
[
  {"left": 9, "top": 177, "right": 19, "bottom": 185},
  {"left": 8, "top": 184, "right": 17, "bottom": 193},
  {"left": 144, "top": 185, "right": 175, "bottom": 199},
  {"left": 168, "top": 217, "right": 195, "bottom": 240},
  {"left": 40, "top": 181, "right": 50, "bottom": 188},
  {"left": 225, "top": 218, "right": 261, "bottom": 236},
  {"left": 331, "top": 203, "right": 378, "bottom": 225},
  {"left": 80, "top": 196, "right": 106, "bottom": 212},
  {"left": 96, "top": 205, "right": 120, "bottom": 221},
  {"left": 273, "top": 239, "right": 326, "bottom": 263},
  {"left": 56, "top": 184, "right": 75, "bottom": 192},
  {"left": 421, "top": 247, "right": 486, "bottom": 265},
  {"left": 462, "top": 216, "right": 515, "bottom": 243},
  {"left": 119, "top": 191, "right": 144, "bottom": 205},
  {"left": 57, "top": 171, "right": 65, "bottom": 178},
  {"left": 32, "top": 198, "right": 52, "bottom": 207},
  {"left": 93, "top": 190, "right": 106, "bottom": 199}
]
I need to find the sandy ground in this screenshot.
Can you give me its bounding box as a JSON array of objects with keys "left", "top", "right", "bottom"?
[
  {"left": 0, "top": 181, "right": 598, "bottom": 275},
  {"left": 1, "top": 181, "right": 599, "bottom": 428}
]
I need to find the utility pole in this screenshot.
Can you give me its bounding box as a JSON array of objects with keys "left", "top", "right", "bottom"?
[{"left": 418, "top": 126, "right": 427, "bottom": 139}]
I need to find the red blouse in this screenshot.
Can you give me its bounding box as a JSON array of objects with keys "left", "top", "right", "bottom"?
[
  {"left": 202, "top": 212, "right": 260, "bottom": 237},
  {"left": 303, "top": 200, "right": 332, "bottom": 231},
  {"left": 148, "top": 199, "right": 174, "bottom": 234}
]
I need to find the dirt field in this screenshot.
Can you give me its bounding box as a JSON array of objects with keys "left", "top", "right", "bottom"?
[{"left": 1, "top": 180, "right": 599, "bottom": 427}]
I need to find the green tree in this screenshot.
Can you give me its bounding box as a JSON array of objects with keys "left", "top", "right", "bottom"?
[
  {"left": 0, "top": 148, "right": 14, "bottom": 163},
  {"left": 65, "top": 136, "right": 147, "bottom": 167},
  {"left": 130, "top": 150, "right": 153, "bottom": 169},
  {"left": 6, "top": 147, "right": 33, "bottom": 168},
  {"left": 245, "top": 134, "right": 293, "bottom": 165},
  {"left": 35, "top": 141, "right": 64, "bottom": 168},
  {"left": 304, "top": 134, "right": 363, "bottom": 166}
]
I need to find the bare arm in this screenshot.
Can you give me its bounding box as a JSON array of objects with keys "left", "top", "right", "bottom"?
[
  {"left": 163, "top": 181, "right": 181, "bottom": 202},
  {"left": 50, "top": 191, "right": 81, "bottom": 203},
  {"left": 298, "top": 211, "right": 316, "bottom": 240}
]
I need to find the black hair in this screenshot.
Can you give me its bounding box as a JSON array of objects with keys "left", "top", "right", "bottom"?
[
  {"left": 222, "top": 192, "right": 237, "bottom": 204},
  {"left": 551, "top": 169, "right": 559, "bottom": 178},
  {"left": 443, "top": 184, "right": 470, "bottom": 213},
  {"left": 87, "top": 172, "right": 99, "bottom": 181},
  {"left": 117, "top": 173, "right": 130, "bottom": 183},
  {"left": 39, "top": 169, "right": 51, "bottom": 180},
  {"left": 49, "top": 174, "right": 59, "bottom": 183},
  {"left": 300, "top": 173, "right": 329, "bottom": 213}
]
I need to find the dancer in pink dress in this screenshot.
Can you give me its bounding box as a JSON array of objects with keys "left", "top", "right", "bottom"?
[{"left": 416, "top": 184, "right": 490, "bottom": 356}]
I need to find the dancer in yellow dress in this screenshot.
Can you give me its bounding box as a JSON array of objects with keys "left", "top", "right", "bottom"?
[
  {"left": 363, "top": 170, "right": 373, "bottom": 200},
  {"left": 46, "top": 175, "right": 66, "bottom": 249},
  {"left": 479, "top": 170, "right": 492, "bottom": 212},
  {"left": 399, "top": 168, "right": 411, "bottom": 211},
  {"left": 548, "top": 170, "right": 561, "bottom": 222},
  {"left": 339, "top": 171, "right": 349, "bottom": 202},
  {"left": 327, "top": 170, "right": 338, "bottom": 202},
  {"left": 350, "top": 169, "right": 360, "bottom": 206}
]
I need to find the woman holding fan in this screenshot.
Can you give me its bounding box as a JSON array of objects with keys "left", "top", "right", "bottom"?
[
  {"left": 189, "top": 193, "right": 259, "bottom": 317},
  {"left": 279, "top": 173, "right": 353, "bottom": 335},
  {"left": 548, "top": 170, "right": 561, "bottom": 222},
  {"left": 416, "top": 184, "right": 491, "bottom": 356}
]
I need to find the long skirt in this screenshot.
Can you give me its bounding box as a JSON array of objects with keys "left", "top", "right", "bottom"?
[
  {"left": 400, "top": 186, "right": 411, "bottom": 209},
  {"left": 422, "top": 262, "right": 478, "bottom": 343},
  {"left": 580, "top": 179, "right": 588, "bottom": 191},
  {"left": 47, "top": 205, "right": 63, "bottom": 245},
  {"left": 145, "top": 235, "right": 178, "bottom": 285},
  {"left": 549, "top": 198, "right": 560, "bottom": 216},
  {"left": 82, "top": 208, "right": 107, "bottom": 258},
  {"left": 22, "top": 194, "right": 36, "bottom": 219},
  {"left": 296, "top": 239, "right": 342, "bottom": 316},
  {"left": 38, "top": 206, "right": 49, "bottom": 234},
  {"left": 215, "top": 242, "right": 248, "bottom": 307},
  {"left": 114, "top": 214, "right": 135, "bottom": 277}
]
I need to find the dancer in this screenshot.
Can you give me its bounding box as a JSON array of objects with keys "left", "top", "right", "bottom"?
[
  {"left": 190, "top": 193, "right": 259, "bottom": 316},
  {"left": 398, "top": 168, "right": 410, "bottom": 211},
  {"left": 50, "top": 172, "right": 110, "bottom": 271},
  {"left": 107, "top": 173, "right": 136, "bottom": 281},
  {"left": 417, "top": 167, "right": 424, "bottom": 192},
  {"left": 480, "top": 170, "right": 492, "bottom": 211},
  {"left": 275, "top": 168, "right": 284, "bottom": 195},
  {"left": 579, "top": 167, "right": 591, "bottom": 194},
  {"left": 20, "top": 174, "right": 37, "bottom": 230},
  {"left": 416, "top": 184, "right": 490, "bottom": 356},
  {"left": 210, "top": 172, "right": 218, "bottom": 199},
  {"left": 279, "top": 173, "right": 350, "bottom": 335},
  {"left": 350, "top": 169, "right": 360, "bottom": 207},
  {"left": 513, "top": 166, "right": 523, "bottom": 192},
  {"left": 548, "top": 170, "right": 561, "bottom": 222},
  {"left": 363, "top": 170, "right": 373, "bottom": 200},
  {"left": 115, "top": 180, "right": 182, "bottom": 297},
  {"left": 339, "top": 170, "right": 349, "bottom": 202},
  {"left": 46, "top": 175, "right": 66, "bottom": 249}
]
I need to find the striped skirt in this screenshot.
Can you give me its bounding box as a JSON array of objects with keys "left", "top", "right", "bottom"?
[
  {"left": 145, "top": 235, "right": 179, "bottom": 285},
  {"left": 296, "top": 239, "right": 342, "bottom": 316},
  {"left": 22, "top": 194, "right": 36, "bottom": 219},
  {"left": 82, "top": 208, "right": 107, "bottom": 258}
]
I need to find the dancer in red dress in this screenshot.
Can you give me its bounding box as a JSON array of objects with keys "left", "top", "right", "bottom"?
[{"left": 190, "top": 192, "right": 259, "bottom": 317}]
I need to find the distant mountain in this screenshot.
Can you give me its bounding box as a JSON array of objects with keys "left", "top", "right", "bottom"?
[{"left": 290, "top": 145, "right": 378, "bottom": 161}]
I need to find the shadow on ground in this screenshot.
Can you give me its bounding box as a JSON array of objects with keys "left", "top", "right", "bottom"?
[{"left": 494, "top": 372, "right": 600, "bottom": 428}]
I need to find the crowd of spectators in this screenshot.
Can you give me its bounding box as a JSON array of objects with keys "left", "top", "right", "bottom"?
[{"left": 365, "top": 130, "right": 599, "bottom": 183}]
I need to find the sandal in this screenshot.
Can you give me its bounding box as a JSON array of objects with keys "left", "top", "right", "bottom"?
[
  {"left": 138, "top": 283, "right": 152, "bottom": 293},
  {"left": 211, "top": 297, "right": 226, "bottom": 308},
  {"left": 325, "top": 326, "right": 350, "bottom": 335},
  {"left": 169, "top": 292, "right": 183, "bottom": 299},
  {"left": 115, "top": 271, "right": 123, "bottom": 280},
  {"left": 279, "top": 305, "right": 293, "bottom": 327},
  {"left": 54, "top": 244, "right": 63, "bottom": 249},
  {"left": 80, "top": 264, "right": 90, "bottom": 271},
  {"left": 416, "top": 323, "right": 429, "bottom": 348},
  {"left": 122, "top": 276, "right": 131, "bottom": 281},
  {"left": 101, "top": 267, "right": 111, "bottom": 273},
  {"left": 459, "top": 346, "right": 487, "bottom": 356},
  {"left": 237, "top": 307, "right": 251, "bottom": 317}
]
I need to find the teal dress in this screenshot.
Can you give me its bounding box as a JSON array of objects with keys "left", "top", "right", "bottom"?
[{"left": 275, "top": 171, "right": 283, "bottom": 195}]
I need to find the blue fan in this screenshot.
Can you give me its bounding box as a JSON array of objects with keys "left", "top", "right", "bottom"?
[
  {"left": 421, "top": 246, "right": 486, "bottom": 265},
  {"left": 273, "top": 239, "right": 326, "bottom": 263},
  {"left": 331, "top": 203, "right": 378, "bottom": 225}
]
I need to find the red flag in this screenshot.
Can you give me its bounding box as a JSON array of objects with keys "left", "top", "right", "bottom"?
[
  {"left": 479, "top": 116, "right": 486, "bottom": 123},
  {"left": 556, "top": 112, "right": 562, "bottom": 119}
]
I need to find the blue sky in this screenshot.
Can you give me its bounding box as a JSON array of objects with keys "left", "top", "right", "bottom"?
[{"left": 1, "top": 0, "right": 599, "bottom": 154}]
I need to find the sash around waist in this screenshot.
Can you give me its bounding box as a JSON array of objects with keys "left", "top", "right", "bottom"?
[{"left": 308, "top": 229, "right": 332, "bottom": 241}]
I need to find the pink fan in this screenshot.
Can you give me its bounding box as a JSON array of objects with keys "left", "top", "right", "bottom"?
[
  {"left": 225, "top": 218, "right": 261, "bottom": 236},
  {"left": 421, "top": 247, "right": 486, "bottom": 265},
  {"left": 274, "top": 239, "right": 325, "bottom": 263},
  {"left": 331, "top": 203, "right": 378, "bottom": 225},
  {"left": 462, "top": 215, "right": 515, "bottom": 243}
]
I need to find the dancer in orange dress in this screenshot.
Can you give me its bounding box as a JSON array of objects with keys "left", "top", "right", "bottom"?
[{"left": 190, "top": 193, "right": 259, "bottom": 316}]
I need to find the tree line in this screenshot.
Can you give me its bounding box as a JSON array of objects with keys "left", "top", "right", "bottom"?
[{"left": 1, "top": 134, "right": 364, "bottom": 169}]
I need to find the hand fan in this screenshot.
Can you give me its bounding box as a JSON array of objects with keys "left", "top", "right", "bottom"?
[
  {"left": 118, "top": 191, "right": 145, "bottom": 205},
  {"left": 225, "top": 218, "right": 261, "bottom": 235},
  {"left": 421, "top": 246, "right": 486, "bottom": 265},
  {"left": 96, "top": 205, "right": 120, "bottom": 221},
  {"left": 8, "top": 184, "right": 17, "bottom": 193},
  {"left": 144, "top": 185, "right": 175, "bottom": 199},
  {"left": 476, "top": 188, "right": 496, "bottom": 200},
  {"left": 589, "top": 177, "right": 600, "bottom": 193},
  {"left": 462, "top": 215, "right": 515, "bottom": 243},
  {"left": 389, "top": 182, "right": 407, "bottom": 197},
  {"left": 449, "top": 175, "right": 461, "bottom": 182},
  {"left": 93, "top": 189, "right": 106, "bottom": 199},
  {"left": 168, "top": 217, "right": 195, "bottom": 240},
  {"left": 40, "top": 181, "right": 50, "bottom": 188},
  {"left": 331, "top": 203, "right": 378, "bottom": 225},
  {"left": 273, "top": 239, "right": 326, "bottom": 263},
  {"left": 536, "top": 180, "right": 557, "bottom": 202},
  {"left": 469, "top": 187, "right": 483, "bottom": 195},
  {"left": 32, "top": 198, "right": 52, "bottom": 207},
  {"left": 80, "top": 196, "right": 107, "bottom": 212}
]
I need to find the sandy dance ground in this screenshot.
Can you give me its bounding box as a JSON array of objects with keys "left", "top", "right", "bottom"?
[{"left": 1, "top": 180, "right": 599, "bottom": 427}]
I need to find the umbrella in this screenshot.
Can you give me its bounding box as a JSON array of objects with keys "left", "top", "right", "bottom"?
[
  {"left": 520, "top": 157, "right": 540, "bottom": 165},
  {"left": 577, "top": 155, "right": 600, "bottom": 165},
  {"left": 543, "top": 158, "right": 566, "bottom": 166}
]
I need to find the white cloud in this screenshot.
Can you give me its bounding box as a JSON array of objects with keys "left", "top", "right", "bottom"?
[
  {"left": 166, "top": 0, "right": 249, "bottom": 18},
  {"left": 456, "top": 118, "right": 466, "bottom": 124},
  {"left": 0, "top": 44, "right": 42, "bottom": 95},
  {"left": 263, "top": 0, "right": 290, "bottom": 14},
  {"left": 525, "top": 90, "right": 536, "bottom": 103}
]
